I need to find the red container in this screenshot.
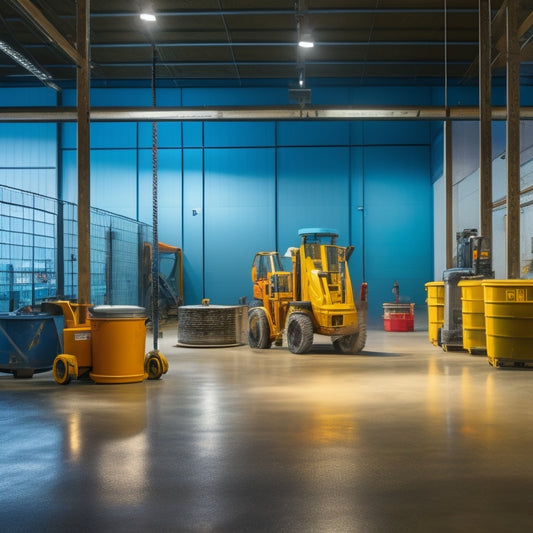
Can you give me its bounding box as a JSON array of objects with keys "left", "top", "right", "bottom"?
[
  {"left": 383, "top": 303, "right": 415, "bottom": 332},
  {"left": 383, "top": 313, "right": 414, "bottom": 332}
]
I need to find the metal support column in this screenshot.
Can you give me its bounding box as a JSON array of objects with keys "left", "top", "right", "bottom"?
[
  {"left": 445, "top": 116, "right": 453, "bottom": 269},
  {"left": 479, "top": 0, "right": 492, "bottom": 242},
  {"left": 506, "top": 0, "right": 520, "bottom": 279},
  {"left": 77, "top": 0, "right": 91, "bottom": 303}
]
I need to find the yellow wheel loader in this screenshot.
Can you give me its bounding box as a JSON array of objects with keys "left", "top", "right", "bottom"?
[{"left": 249, "top": 228, "right": 367, "bottom": 354}]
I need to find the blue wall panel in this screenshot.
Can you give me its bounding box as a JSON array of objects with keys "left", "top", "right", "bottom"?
[
  {"left": 61, "top": 122, "right": 137, "bottom": 149},
  {"left": 277, "top": 121, "right": 350, "bottom": 147},
  {"left": 0, "top": 123, "right": 57, "bottom": 197},
  {"left": 91, "top": 123, "right": 137, "bottom": 149},
  {"left": 61, "top": 87, "right": 182, "bottom": 107},
  {"left": 204, "top": 122, "right": 275, "bottom": 147},
  {"left": 0, "top": 168, "right": 57, "bottom": 197},
  {"left": 62, "top": 122, "right": 182, "bottom": 150},
  {"left": 431, "top": 124, "right": 444, "bottom": 183},
  {"left": 138, "top": 122, "right": 182, "bottom": 148},
  {"left": 182, "top": 149, "right": 204, "bottom": 306},
  {"left": 350, "top": 86, "right": 432, "bottom": 105},
  {"left": 183, "top": 87, "right": 288, "bottom": 106},
  {"left": 364, "top": 121, "right": 430, "bottom": 146},
  {"left": 0, "top": 123, "right": 57, "bottom": 167},
  {"left": 137, "top": 148, "right": 182, "bottom": 247},
  {"left": 157, "top": 149, "right": 182, "bottom": 247},
  {"left": 0, "top": 87, "right": 57, "bottom": 106},
  {"left": 91, "top": 149, "right": 137, "bottom": 219},
  {"left": 349, "top": 122, "right": 364, "bottom": 145},
  {"left": 363, "top": 145, "right": 433, "bottom": 324},
  {"left": 60, "top": 123, "right": 76, "bottom": 149},
  {"left": 183, "top": 123, "right": 203, "bottom": 148},
  {"left": 277, "top": 146, "right": 350, "bottom": 254},
  {"left": 155, "top": 88, "right": 182, "bottom": 106},
  {"left": 204, "top": 147, "right": 276, "bottom": 304},
  {"left": 349, "top": 146, "right": 365, "bottom": 288},
  {"left": 61, "top": 149, "right": 77, "bottom": 203},
  {"left": 63, "top": 88, "right": 152, "bottom": 107}
]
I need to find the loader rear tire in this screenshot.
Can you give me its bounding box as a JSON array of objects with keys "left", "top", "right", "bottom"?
[
  {"left": 287, "top": 313, "right": 314, "bottom": 354},
  {"left": 248, "top": 308, "right": 271, "bottom": 349}
]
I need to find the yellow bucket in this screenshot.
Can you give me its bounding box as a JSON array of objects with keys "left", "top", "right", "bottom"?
[
  {"left": 482, "top": 279, "right": 533, "bottom": 367},
  {"left": 89, "top": 306, "right": 147, "bottom": 384},
  {"left": 425, "top": 281, "right": 444, "bottom": 345},
  {"left": 458, "top": 279, "right": 486, "bottom": 354}
]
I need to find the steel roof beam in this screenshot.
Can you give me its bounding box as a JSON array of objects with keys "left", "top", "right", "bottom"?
[
  {"left": 8, "top": 0, "right": 82, "bottom": 66},
  {"left": 1, "top": 105, "right": 533, "bottom": 122}
]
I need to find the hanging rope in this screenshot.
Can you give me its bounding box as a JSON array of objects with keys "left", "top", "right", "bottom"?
[{"left": 151, "top": 46, "right": 160, "bottom": 350}]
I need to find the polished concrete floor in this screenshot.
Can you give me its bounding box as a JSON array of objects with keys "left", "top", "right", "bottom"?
[{"left": 2, "top": 321, "right": 533, "bottom": 532}]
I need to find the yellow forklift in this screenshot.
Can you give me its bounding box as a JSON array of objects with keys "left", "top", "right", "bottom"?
[{"left": 249, "top": 228, "right": 367, "bottom": 354}]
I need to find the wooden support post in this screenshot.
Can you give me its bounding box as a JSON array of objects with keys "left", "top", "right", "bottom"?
[
  {"left": 506, "top": 0, "right": 520, "bottom": 279},
  {"left": 77, "top": 0, "right": 91, "bottom": 303}
]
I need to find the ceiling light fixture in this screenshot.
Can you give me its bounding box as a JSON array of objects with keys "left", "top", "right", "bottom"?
[
  {"left": 140, "top": 13, "right": 156, "bottom": 22},
  {"left": 298, "top": 36, "right": 314, "bottom": 48}
]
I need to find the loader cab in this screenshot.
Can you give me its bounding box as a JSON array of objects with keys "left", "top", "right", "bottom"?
[
  {"left": 251, "top": 252, "right": 293, "bottom": 303},
  {"left": 251, "top": 252, "right": 284, "bottom": 282}
]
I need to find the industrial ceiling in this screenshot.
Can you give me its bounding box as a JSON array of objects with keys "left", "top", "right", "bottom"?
[{"left": 0, "top": 0, "right": 532, "bottom": 91}]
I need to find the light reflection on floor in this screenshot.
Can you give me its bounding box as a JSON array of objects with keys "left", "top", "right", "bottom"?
[{"left": 2, "top": 326, "right": 533, "bottom": 532}]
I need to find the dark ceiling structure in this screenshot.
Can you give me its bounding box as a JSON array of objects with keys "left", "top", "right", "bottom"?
[{"left": 0, "top": 0, "right": 532, "bottom": 90}]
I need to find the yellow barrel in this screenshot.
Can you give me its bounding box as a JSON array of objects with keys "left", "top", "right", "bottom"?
[
  {"left": 482, "top": 279, "right": 533, "bottom": 367},
  {"left": 425, "top": 281, "right": 444, "bottom": 345},
  {"left": 458, "top": 279, "right": 486, "bottom": 354},
  {"left": 89, "top": 306, "right": 148, "bottom": 384}
]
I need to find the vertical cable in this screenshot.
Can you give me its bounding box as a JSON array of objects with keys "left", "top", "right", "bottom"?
[
  {"left": 151, "top": 46, "right": 159, "bottom": 350},
  {"left": 361, "top": 124, "right": 366, "bottom": 282}
]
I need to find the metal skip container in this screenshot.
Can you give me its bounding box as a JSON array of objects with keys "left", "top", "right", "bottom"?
[
  {"left": 0, "top": 308, "right": 64, "bottom": 378},
  {"left": 483, "top": 279, "right": 533, "bottom": 367},
  {"left": 89, "top": 305, "right": 148, "bottom": 384}
]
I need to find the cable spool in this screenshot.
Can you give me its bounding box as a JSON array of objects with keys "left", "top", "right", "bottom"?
[{"left": 178, "top": 304, "right": 247, "bottom": 347}]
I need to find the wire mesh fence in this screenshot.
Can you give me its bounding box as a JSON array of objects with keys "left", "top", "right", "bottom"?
[{"left": 0, "top": 184, "right": 151, "bottom": 312}]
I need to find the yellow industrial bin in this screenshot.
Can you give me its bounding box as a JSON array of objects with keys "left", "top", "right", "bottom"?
[
  {"left": 458, "top": 279, "right": 486, "bottom": 355},
  {"left": 425, "top": 281, "right": 444, "bottom": 345},
  {"left": 89, "top": 305, "right": 148, "bottom": 384},
  {"left": 52, "top": 301, "right": 168, "bottom": 384},
  {"left": 482, "top": 279, "right": 533, "bottom": 367}
]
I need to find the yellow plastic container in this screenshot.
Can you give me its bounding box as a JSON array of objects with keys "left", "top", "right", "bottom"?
[
  {"left": 89, "top": 306, "right": 148, "bottom": 384},
  {"left": 482, "top": 279, "right": 533, "bottom": 367},
  {"left": 458, "top": 279, "right": 486, "bottom": 354},
  {"left": 425, "top": 281, "right": 444, "bottom": 345}
]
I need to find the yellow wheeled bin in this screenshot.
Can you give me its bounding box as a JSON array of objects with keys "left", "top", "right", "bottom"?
[
  {"left": 482, "top": 279, "right": 533, "bottom": 368},
  {"left": 52, "top": 302, "right": 168, "bottom": 384},
  {"left": 458, "top": 278, "right": 486, "bottom": 355},
  {"left": 425, "top": 281, "right": 444, "bottom": 346}
]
